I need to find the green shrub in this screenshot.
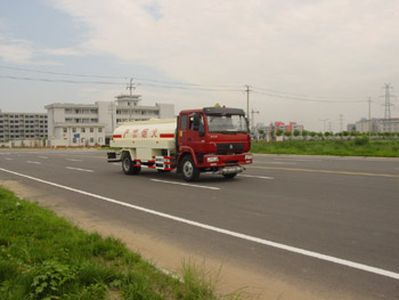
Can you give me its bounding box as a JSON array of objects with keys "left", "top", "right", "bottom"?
[
  {"left": 30, "top": 260, "right": 76, "bottom": 299},
  {"left": 353, "top": 136, "right": 369, "bottom": 146}
]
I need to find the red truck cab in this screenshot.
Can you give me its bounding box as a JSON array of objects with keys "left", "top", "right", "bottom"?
[{"left": 176, "top": 107, "right": 253, "bottom": 181}]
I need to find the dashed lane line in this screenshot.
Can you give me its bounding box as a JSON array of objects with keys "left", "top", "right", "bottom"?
[
  {"left": 150, "top": 178, "right": 220, "bottom": 190},
  {"left": 66, "top": 166, "right": 94, "bottom": 173},
  {"left": 65, "top": 158, "right": 83, "bottom": 162},
  {"left": 26, "top": 161, "right": 41, "bottom": 165},
  {"left": 249, "top": 166, "right": 399, "bottom": 179},
  {"left": 239, "top": 174, "right": 274, "bottom": 180},
  {"left": 38, "top": 156, "right": 48, "bottom": 159},
  {"left": 4, "top": 157, "right": 13, "bottom": 161},
  {"left": 0, "top": 167, "right": 398, "bottom": 281}
]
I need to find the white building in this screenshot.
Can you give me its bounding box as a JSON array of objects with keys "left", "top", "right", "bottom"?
[
  {"left": 0, "top": 110, "right": 47, "bottom": 147},
  {"left": 46, "top": 94, "right": 175, "bottom": 146},
  {"left": 355, "top": 118, "right": 399, "bottom": 133}
]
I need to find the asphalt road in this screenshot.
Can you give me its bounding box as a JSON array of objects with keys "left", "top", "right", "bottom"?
[{"left": 0, "top": 149, "right": 398, "bottom": 299}]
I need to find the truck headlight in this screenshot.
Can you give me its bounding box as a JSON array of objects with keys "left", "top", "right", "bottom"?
[
  {"left": 245, "top": 154, "right": 253, "bottom": 160},
  {"left": 207, "top": 156, "right": 219, "bottom": 163}
]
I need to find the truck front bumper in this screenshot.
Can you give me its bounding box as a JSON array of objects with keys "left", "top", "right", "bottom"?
[{"left": 200, "top": 153, "right": 253, "bottom": 169}]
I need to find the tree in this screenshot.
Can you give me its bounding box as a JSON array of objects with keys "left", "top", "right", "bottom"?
[{"left": 293, "top": 130, "right": 300, "bottom": 137}]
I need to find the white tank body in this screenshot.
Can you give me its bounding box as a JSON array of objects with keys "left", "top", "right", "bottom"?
[{"left": 110, "top": 118, "right": 177, "bottom": 160}]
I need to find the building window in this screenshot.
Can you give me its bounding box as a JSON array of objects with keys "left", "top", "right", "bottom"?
[
  {"left": 98, "top": 128, "right": 102, "bottom": 133},
  {"left": 98, "top": 137, "right": 102, "bottom": 143},
  {"left": 90, "top": 137, "right": 94, "bottom": 143},
  {"left": 72, "top": 128, "right": 76, "bottom": 133},
  {"left": 90, "top": 128, "right": 94, "bottom": 133},
  {"left": 82, "top": 128, "right": 86, "bottom": 133},
  {"left": 63, "top": 128, "right": 67, "bottom": 133}
]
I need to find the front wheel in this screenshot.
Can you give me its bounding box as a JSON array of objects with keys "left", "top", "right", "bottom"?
[
  {"left": 223, "top": 173, "right": 237, "bottom": 179},
  {"left": 122, "top": 153, "right": 141, "bottom": 175},
  {"left": 181, "top": 156, "right": 200, "bottom": 182}
]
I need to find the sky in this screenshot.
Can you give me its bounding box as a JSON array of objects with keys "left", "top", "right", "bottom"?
[{"left": 0, "top": 0, "right": 399, "bottom": 131}]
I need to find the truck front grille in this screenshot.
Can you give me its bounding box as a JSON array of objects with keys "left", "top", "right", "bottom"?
[{"left": 216, "top": 143, "right": 244, "bottom": 154}]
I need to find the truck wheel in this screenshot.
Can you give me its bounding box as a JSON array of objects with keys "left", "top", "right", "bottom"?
[
  {"left": 181, "top": 156, "right": 200, "bottom": 182},
  {"left": 223, "top": 173, "right": 237, "bottom": 179},
  {"left": 122, "top": 153, "right": 141, "bottom": 175}
]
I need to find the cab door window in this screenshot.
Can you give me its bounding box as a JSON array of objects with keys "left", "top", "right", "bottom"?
[
  {"left": 180, "top": 114, "right": 188, "bottom": 130},
  {"left": 189, "top": 113, "right": 204, "bottom": 132}
]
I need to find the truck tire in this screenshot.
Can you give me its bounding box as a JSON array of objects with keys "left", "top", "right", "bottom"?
[
  {"left": 223, "top": 173, "right": 237, "bottom": 179},
  {"left": 181, "top": 155, "right": 200, "bottom": 182},
  {"left": 122, "top": 153, "right": 141, "bottom": 175}
]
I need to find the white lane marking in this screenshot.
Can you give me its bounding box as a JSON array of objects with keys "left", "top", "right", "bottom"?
[
  {"left": 150, "top": 179, "right": 220, "bottom": 191},
  {"left": 249, "top": 166, "right": 399, "bottom": 179},
  {"left": 66, "top": 158, "right": 83, "bottom": 162},
  {"left": 66, "top": 166, "right": 94, "bottom": 173},
  {"left": 239, "top": 174, "right": 274, "bottom": 180},
  {"left": 26, "top": 161, "right": 41, "bottom": 165},
  {"left": 4, "top": 157, "right": 13, "bottom": 161},
  {"left": 38, "top": 156, "right": 48, "bottom": 159},
  {"left": 1, "top": 168, "right": 398, "bottom": 281}
]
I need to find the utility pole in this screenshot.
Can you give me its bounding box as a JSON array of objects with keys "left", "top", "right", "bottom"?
[
  {"left": 368, "top": 97, "right": 372, "bottom": 134},
  {"left": 319, "top": 118, "right": 329, "bottom": 132},
  {"left": 251, "top": 109, "right": 260, "bottom": 132},
  {"left": 383, "top": 83, "right": 394, "bottom": 132},
  {"left": 339, "top": 114, "right": 344, "bottom": 132},
  {"left": 126, "top": 78, "right": 135, "bottom": 96},
  {"left": 244, "top": 85, "right": 251, "bottom": 128},
  {"left": 328, "top": 121, "right": 332, "bottom": 132}
]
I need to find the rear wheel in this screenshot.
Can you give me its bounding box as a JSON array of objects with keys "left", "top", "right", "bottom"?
[
  {"left": 122, "top": 153, "right": 141, "bottom": 175},
  {"left": 181, "top": 155, "right": 200, "bottom": 182},
  {"left": 223, "top": 173, "right": 237, "bottom": 179}
]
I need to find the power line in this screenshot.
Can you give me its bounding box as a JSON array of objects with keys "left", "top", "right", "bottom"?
[
  {"left": 0, "top": 74, "right": 123, "bottom": 85},
  {"left": 0, "top": 74, "right": 241, "bottom": 92},
  {"left": 0, "top": 64, "right": 382, "bottom": 103},
  {"left": 0, "top": 65, "right": 239, "bottom": 89},
  {"left": 252, "top": 86, "right": 364, "bottom": 100},
  {"left": 252, "top": 90, "right": 367, "bottom": 103}
]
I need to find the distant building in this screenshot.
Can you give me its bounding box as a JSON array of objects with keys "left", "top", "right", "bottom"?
[
  {"left": 0, "top": 110, "right": 47, "bottom": 147},
  {"left": 271, "top": 121, "right": 304, "bottom": 134},
  {"left": 284, "top": 121, "right": 304, "bottom": 133},
  {"left": 347, "top": 123, "right": 356, "bottom": 132},
  {"left": 355, "top": 118, "right": 399, "bottom": 133},
  {"left": 46, "top": 94, "right": 174, "bottom": 146}
]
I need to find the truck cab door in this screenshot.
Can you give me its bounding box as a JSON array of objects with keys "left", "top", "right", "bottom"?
[
  {"left": 186, "top": 113, "right": 205, "bottom": 155},
  {"left": 177, "top": 113, "right": 188, "bottom": 148}
]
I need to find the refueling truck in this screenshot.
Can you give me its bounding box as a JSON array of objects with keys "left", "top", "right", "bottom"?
[{"left": 107, "top": 107, "right": 253, "bottom": 181}]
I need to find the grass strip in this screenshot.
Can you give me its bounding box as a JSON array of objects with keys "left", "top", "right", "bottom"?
[
  {"left": 251, "top": 139, "right": 399, "bottom": 157},
  {"left": 0, "top": 187, "right": 219, "bottom": 299}
]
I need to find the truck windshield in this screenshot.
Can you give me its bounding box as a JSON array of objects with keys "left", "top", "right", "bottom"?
[{"left": 206, "top": 114, "right": 248, "bottom": 133}]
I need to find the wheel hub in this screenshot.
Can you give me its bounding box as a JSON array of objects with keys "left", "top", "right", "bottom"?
[{"left": 183, "top": 161, "right": 193, "bottom": 178}]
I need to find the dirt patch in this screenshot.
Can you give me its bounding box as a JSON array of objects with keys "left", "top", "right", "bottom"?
[{"left": 1, "top": 179, "right": 354, "bottom": 300}]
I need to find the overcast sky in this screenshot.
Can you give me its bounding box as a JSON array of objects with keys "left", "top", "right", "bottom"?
[{"left": 1, "top": 0, "right": 398, "bottom": 131}]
